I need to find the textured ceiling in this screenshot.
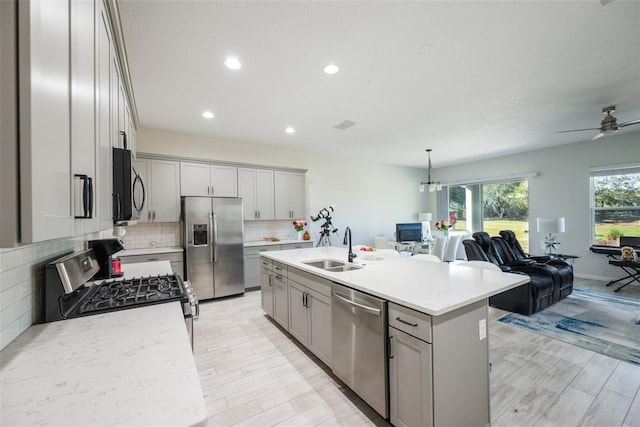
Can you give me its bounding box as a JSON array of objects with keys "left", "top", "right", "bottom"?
[{"left": 117, "top": 0, "right": 640, "bottom": 168}]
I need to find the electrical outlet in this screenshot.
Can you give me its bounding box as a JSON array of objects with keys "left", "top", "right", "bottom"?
[{"left": 479, "top": 319, "right": 487, "bottom": 341}]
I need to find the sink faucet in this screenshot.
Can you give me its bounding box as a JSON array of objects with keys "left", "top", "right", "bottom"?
[{"left": 343, "top": 227, "right": 357, "bottom": 263}]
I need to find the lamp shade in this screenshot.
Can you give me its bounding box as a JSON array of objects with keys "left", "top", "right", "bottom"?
[
  {"left": 418, "top": 212, "right": 432, "bottom": 221},
  {"left": 537, "top": 217, "right": 565, "bottom": 234}
]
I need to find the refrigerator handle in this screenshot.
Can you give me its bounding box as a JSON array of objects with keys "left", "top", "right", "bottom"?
[
  {"left": 209, "top": 211, "right": 214, "bottom": 262},
  {"left": 213, "top": 211, "right": 218, "bottom": 262}
]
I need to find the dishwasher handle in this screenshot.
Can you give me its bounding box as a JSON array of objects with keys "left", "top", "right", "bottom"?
[{"left": 332, "top": 291, "right": 381, "bottom": 316}]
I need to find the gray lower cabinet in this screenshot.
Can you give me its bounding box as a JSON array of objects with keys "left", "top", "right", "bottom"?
[
  {"left": 119, "top": 251, "right": 184, "bottom": 278},
  {"left": 260, "top": 259, "right": 274, "bottom": 317},
  {"left": 388, "top": 302, "right": 433, "bottom": 427},
  {"left": 272, "top": 262, "right": 289, "bottom": 329},
  {"left": 287, "top": 267, "right": 331, "bottom": 366}
]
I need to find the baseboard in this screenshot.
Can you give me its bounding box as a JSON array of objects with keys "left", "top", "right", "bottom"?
[{"left": 575, "top": 272, "right": 616, "bottom": 282}]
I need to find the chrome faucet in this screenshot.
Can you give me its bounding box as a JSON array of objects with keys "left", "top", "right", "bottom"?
[{"left": 343, "top": 227, "right": 357, "bottom": 263}]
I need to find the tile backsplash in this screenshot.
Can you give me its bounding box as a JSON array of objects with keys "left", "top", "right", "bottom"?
[
  {"left": 0, "top": 238, "right": 86, "bottom": 350},
  {"left": 120, "top": 222, "right": 181, "bottom": 249},
  {"left": 243, "top": 220, "right": 304, "bottom": 242}
]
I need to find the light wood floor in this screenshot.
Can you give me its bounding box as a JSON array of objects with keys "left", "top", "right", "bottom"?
[{"left": 193, "top": 279, "right": 640, "bottom": 427}]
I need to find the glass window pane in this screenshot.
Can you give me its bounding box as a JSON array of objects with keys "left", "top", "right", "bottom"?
[
  {"left": 448, "top": 186, "right": 466, "bottom": 231},
  {"left": 482, "top": 180, "right": 529, "bottom": 252},
  {"left": 593, "top": 173, "right": 640, "bottom": 208},
  {"left": 594, "top": 209, "right": 640, "bottom": 246}
]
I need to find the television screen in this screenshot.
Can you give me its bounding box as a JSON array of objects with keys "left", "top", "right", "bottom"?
[{"left": 396, "top": 223, "right": 422, "bottom": 242}]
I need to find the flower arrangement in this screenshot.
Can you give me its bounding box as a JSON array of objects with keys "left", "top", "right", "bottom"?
[
  {"left": 434, "top": 220, "right": 452, "bottom": 231},
  {"left": 293, "top": 220, "right": 307, "bottom": 232}
]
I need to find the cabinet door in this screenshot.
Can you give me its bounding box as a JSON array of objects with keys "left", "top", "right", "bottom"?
[
  {"left": 274, "top": 171, "right": 290, "bottom": 219},
  {"left": 132, "top": 159, "right": 150, "bottom": 222},
  {"left": 288, "top": 281, "right": 309, "bottom": 345},
  {"left": 260, "top": 267, "right": 274, "bottom": 317},
  {"left": 96, "top": 8, "right": 113, "bottom": 231},
  {"left": 272, "top": 274, "right": 288, "bottom": 329},
  {"left": 180, "top": 162, "right": 210, "bottom": 196},
  {"left": 210, "top": 165, "right": 237, "bottom": 197},
  {"left": 244, "top": 255, "right": 260, "bottom": 289},
  {"left": 237, "top": 168, "right": 257, "bottom": 220},
  {"left": 389, "top": 327, "right": 433, "bottom": 427},
  {"left": 150, "top": 160, "right": 180, "bottom": 222},
  {"left": 289, "top": 172, "right": 305, "bottom": 220},
  {"left": 18, "top": 0, "right": 73, "bottom": 242},
  {"left": 70, "top": 0, "right": 97, "bottom": 234},
  {"left": 307, "top": 290, "right": 331, "bottom": 366},
  {"left": 255, "top": 169, "right": 274, "bottom": 220}
]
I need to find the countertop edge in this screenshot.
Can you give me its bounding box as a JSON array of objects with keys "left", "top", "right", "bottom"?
[{"left": 261, "top": 248, "right": 529, "bottom": 316}]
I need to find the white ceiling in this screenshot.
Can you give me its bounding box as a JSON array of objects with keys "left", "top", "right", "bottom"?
[{"left": 117, "top": 0, "right": 640, "bottom": 168}]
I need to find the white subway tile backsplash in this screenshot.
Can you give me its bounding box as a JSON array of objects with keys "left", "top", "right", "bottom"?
[
  {"left": 243, "top": 220, "right": 304, "bottom": 242},
  {"left": 120, "top": 222, "right": 181, "bottom": 249},
  {"left": 0, "top": 237, "right": 86, "bottom": 350}
]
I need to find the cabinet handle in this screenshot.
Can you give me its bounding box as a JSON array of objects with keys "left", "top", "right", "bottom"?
[
  {"left": 388, "top": 335, "right": 394, "bottom": 359},
  {"left": 148, "top": 211, "right": 151, "bottom": 221},
  {"left": 258, "top": 210, "right": 261, "bottom": 219},
  {"left": 268, "top": 275, "right": 272, "bottom": 286},
  {"left": 302, "top": 292, "right": 306, "bottom": 307},
  {"left": 275, "top": 275, "right": 283, "bottom": 280},
  {"left": 396, "top": 317, "right": 418, "bottom": 327}
]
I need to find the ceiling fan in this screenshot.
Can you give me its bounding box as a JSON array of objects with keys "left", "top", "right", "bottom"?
[{"left": 557, "top": 105, "right": 640, "bottom": 140}]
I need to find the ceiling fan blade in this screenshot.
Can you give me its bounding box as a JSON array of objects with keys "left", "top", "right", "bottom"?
[
  {"left": 556, "top": 128, "right": 601, "bottom": 133},
  {"left": 592, "top": 132, "right": 606, "bottom": 140},
  {"left": 618, "top": 119, "right": 640, "bottom": 127}
]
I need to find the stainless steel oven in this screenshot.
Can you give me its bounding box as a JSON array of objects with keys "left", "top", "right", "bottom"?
[{"left": 45, "top": 249, "right": 199, "bottom": 350}]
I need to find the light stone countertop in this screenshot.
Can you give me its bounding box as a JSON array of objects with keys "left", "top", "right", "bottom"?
[
  {"left": 261, "top": 246, "right": 529, "bottom": 316},
  {"left": 244, "top": 239, "right": 313, "bottom": 247},
  {"left": 0, "top": 261, "right": 206, "bottom": 427},
  {"left": 117, "top": 246, "right": 184, "bottom": 257}
]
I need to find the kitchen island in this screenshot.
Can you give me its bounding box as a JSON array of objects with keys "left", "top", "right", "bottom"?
[
  {"left": 260, "top": 246, "right": 529, "bottom": 427},
  {"left": 0, "top": 262, "right": 206, "bottom": 427}
]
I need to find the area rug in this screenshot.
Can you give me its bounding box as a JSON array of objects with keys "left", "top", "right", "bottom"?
[{"left": 498, "top": 288, "right": 640, "bottom": 365}]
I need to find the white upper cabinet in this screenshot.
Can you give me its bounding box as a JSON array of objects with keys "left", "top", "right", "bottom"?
[
  {"left": 274, "top": 171, "right": 305, "bottom": 220},
  {"left": 134, "top": 158, "right": 181, "bottom": 223},
  {"left": 70, "top": 0, "right": 98, "bottom": 235},
  {"left": 18, "top": 0, "right": 73, "bottom": 243},
  {"left": 238, "top": 168, "right": 274, "bottom": 220},
  {"left": 180, "top": 162, "right": 237, "bottom": 197}
]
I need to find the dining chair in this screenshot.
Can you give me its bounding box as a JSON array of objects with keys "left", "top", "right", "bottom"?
[
  {"left": 443, "top": 234, "right": 463, "bottom": 262},
  {"left": 457, "top": 260, "right": 502, "bottom": 272},
  {"left": 373, "top": 236, "right": 391, "bottom": 249},
  {"left": 409, "top": 254, "right": 441, "bottom": 263},
  {"left": 430, "top": 236, "right": 447, "bottom": 261}
]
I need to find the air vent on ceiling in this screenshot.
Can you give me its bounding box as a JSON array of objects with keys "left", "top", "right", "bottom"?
[{"left": 333, "top": 120, "right": 356, "bottom": 130}]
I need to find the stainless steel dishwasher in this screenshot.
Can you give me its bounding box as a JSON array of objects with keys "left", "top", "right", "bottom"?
[{"left": 331, "top": 282, "right": 389, "bottom": 419}]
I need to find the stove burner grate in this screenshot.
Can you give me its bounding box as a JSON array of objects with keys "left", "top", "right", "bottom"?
[{"left": 79, "top": 274, "right": 185, "bottom": 314}]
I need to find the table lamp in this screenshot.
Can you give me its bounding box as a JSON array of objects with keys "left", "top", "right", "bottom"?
[
  {"left": 418, "top": 212, "right": 433, "bottom": 241},
  {"left": 537, "top": 217, "right": 565, "bottom": 255}
]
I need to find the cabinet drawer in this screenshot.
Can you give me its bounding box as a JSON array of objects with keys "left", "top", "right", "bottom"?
[
  {"left": 244, "top": 245, "right": 281, "bottom": 256},
  {"left": 119, "top": 251, "right": 183, "bottom": 264},
  {"left": 287, "top": 267, "right": 331, "bottom": 298},
  {"left": 260, "top": 258, "right": 273, "bottom": 270},
  {"left": 389, "top": 302, "right": 432, "bottom": 343},
  {"left": 281, "top": 242, "right": 313, "bottom": 250},
  {"left": 273, "top": 261, "right": 288, "bottom": 277}
]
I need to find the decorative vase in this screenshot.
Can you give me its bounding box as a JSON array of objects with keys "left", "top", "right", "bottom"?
[
  {"left": 441, "top": 229, "right": 449, "bottom": 238},
  {"left": 297, "top": 230, "right": 303, "bottom": 240}
]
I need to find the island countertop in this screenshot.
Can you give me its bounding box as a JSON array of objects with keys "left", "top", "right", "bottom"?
[{"left": 261, "top": 246, "right": 529, "bottom": 316}]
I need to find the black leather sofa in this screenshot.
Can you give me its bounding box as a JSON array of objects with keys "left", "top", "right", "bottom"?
[
  {"left": 462, "top": 231, "right": 573, "bottom": 315},
  {"left": 499, "top": 229, "right": 574, "bottom": 300}
]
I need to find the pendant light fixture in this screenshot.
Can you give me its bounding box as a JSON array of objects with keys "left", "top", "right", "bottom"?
[{"left": 419, "top": 149, "right": 442, "bottom": 192}]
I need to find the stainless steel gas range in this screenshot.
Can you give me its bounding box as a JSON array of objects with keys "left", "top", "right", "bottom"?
[{"left": 45, "top": 249, "right": 199, "bottom": 349}]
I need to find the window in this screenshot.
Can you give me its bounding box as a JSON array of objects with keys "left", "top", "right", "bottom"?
[
  {"left": 446, "top": 179, "right": 530, "bottom": 252},
  {"left": 591, "top": 167, "right": 640, "bottom": 246}
]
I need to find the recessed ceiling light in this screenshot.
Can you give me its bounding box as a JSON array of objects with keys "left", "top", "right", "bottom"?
[
  {"left": 323, "top": 64, "right": 339, "bottom": 75},
  {"left": 224, "top": 57, "right": 242, "bottom": 70},
  {"left": 202, "top": 111, "right": 214, "bottom": 119},
  {"left": 285, "top": 127, "right": 295, "bottom": 134}
]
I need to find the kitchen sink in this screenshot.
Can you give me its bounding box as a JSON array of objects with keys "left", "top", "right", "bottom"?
[{"left": 302, "top": 259, "right": 362, "bottom": 272}]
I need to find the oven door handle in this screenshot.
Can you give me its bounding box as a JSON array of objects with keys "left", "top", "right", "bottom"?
[{"left": 191, "top": 294, "right": 200, "bottom": 320}]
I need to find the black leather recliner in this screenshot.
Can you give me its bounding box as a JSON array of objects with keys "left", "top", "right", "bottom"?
[
  {"left": 499, "top": 230, "right": 573, "bottom": 300},
  {"left": 463, "top": 234, "right": 555, "bottom": 315}
]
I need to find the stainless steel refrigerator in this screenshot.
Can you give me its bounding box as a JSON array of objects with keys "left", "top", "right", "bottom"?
[{"left": 183, "top": 197, "right": 244, "bottom": 300}]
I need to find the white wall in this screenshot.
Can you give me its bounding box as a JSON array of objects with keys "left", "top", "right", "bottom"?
[
  {"left": 136, "top": 128, "right": 427, "bottom": 246},
  {"left": 430, "top": 130, "right": 640, "bottom": 279}
]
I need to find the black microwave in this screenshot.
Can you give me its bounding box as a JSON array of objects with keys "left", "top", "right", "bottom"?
[{"left": 112, "top": 146, "right": 132, "bottom": 223}]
